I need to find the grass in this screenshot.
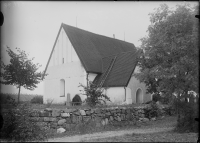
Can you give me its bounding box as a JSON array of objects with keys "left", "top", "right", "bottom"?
[
  {"left": 80, "top": 116, "right": 198, "bottom": 142},
  {"left": 0, "top": 92, "right": 42, "bottom": 102},
  {"left": 85, "top": 132, "right": 198, "bottom": 142}
]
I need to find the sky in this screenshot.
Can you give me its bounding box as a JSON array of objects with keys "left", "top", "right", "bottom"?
[{"left": 1, "top": 1, "right": 198, "bottom": 95}]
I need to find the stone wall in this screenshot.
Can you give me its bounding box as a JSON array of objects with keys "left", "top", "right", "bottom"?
[{"left": 29, "top": 105, "right": 172, "bottom": 133}]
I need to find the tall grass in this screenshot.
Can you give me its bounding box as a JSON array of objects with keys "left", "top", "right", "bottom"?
[{"left": 0, "top": 93, "right": 43, "bottom": 103}]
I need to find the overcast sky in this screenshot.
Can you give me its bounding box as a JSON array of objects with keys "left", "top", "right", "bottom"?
[{"left": 1, "top": 1, "right": 198, "bottom": 95}]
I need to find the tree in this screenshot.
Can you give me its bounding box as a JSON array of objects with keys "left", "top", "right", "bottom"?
[
  {"left": 79, "top": 81, "right": 110, "bottom": 107},
  {"left": 0, "top": 47, "right": 46, "bottom": 104},
  {"left": 134, "top": 4, "right": 199, "bottom": 101}
]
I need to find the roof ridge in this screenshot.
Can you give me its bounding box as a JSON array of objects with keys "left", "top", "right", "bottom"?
[{"left": 62, "top": 23, "right": 135, "bottom": 46}]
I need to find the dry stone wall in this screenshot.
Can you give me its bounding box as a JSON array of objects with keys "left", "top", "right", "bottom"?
[{"left": 29, "top": 105, "right": 172, "bottom": 133}]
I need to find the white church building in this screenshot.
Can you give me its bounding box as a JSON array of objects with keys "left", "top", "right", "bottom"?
[{"left": 43, "top": 23, "right": 152, "bottom": 105}]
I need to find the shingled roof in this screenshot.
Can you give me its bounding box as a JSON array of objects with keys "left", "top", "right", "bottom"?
[{"left": 44, "top": 23, "right": 140, "bottom": 87}]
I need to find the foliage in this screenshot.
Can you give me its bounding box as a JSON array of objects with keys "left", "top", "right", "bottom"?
[
  {"left": 134, "top": 4, "right": 199, "bottom": 99},
  {"left": 144, "top": 101, "right": 162, "bottom": 119},
  {"left": 0, "top": 47, "right": 47, "bottom": 103},
  {"left": 0, "top": 97, "right": 48, "bottom": 142},
  {"left": 30, "top": 95, "right": 43, "bottom": 104},
  {"left": 175, "top": 101, "right": 199, "bottom": 133},
  {"left": 152, "top": 93, "right": 161, "bottom": 102},
  {"left": 72, "top": 94, "right": 82, "bottom": 106},
  {"left": 46, "top": 98, "right": 54, "bottom": 108},
  {"left": 79, "top": 81, "right": 110, "bottom": 107}
]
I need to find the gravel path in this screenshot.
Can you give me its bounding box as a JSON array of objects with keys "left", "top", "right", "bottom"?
[{"left": 48, "top": 127, "right": 175, "bottom": 142}]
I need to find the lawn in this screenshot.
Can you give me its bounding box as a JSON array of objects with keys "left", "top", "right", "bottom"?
[
  {"left": 81, "top": 115, "right": 198, "bottom": 142},
  {"left": 86, "top": 132, "right": 198, "bottom": 142}
]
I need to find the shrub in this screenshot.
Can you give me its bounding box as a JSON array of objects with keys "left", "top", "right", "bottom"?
[
  {"left": 46, "top": 98, "right": 54, "bottom": 108},
  {"left": 152, "top": 93, "right": 161, "bottom": 102},
  {"left": 0, "top": 97, "right": 47, "bottom": 142},
  {"left": 30, "top": 95, "right": 43, "bottom": 104},
  {"left": 144, "top": 101, "right": 162, "bottom": 119},
  {"left": 175, "top": 100, "right": 199, "bottom": 133},
  {"left": 72, "top": 94, "right": 82, "bottom": 106},
  {"left": 79, "top": 82, "right": 110, "bottom": 107}
]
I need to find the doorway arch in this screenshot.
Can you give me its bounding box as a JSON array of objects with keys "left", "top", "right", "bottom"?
[
  {"left": 60, "top": 79, "right": 65, "bottom": 97},
  {"left": 136, "top": 88, "right": 143, "bottom": 103}
]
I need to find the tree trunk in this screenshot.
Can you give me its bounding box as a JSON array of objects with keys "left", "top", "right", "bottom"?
[{"left": 18, "top": 86, "right": 21, "bottom": 104}]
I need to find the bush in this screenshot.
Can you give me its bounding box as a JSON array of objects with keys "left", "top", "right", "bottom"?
[
  {"left": 144, "top": 101, "right": 162, "bottom": 119},
  {"left": 72, "top": 94, "right": 82, "bottom": 106},
  {"left": 152, "top": 93, "right": 161, "bottom": 102},
  {"left": 175, "top": 101, "right": 199, "bottom": 133},
  {"left": 79, "top": 82, "right": 110, "bottom": 107},
  {"left": 0, "top": 97, "right": 47, "bottom": 142},
  {"left": 30, "top": 95, "right": 43, "bottom": 104}
]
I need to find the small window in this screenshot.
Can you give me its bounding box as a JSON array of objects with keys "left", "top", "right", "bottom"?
[
  {"left": 60, "top": 79, "right": 65, "bottom": 97},
  {"left": 62, "top": 58, "right": 64, "bottom": 64}
]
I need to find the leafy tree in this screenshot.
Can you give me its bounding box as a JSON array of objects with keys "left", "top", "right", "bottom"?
[
  {"left": 134, "top": 4, "right": 199, "bottom": 101},
  {"left": 0, "top": 47, "right": 46, "bottom": 103},
  {"left": 79, "top": 81, "right": 110, "bottom": 107}
]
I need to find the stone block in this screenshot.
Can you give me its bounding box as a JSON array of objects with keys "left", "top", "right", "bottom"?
[
  {"left": 105, "top": 112, "right": 111, "bottom": 117},
  {"left": 44, "top": 108, "right": 52, "bottom": 112},
  {"left": 83, "top": 116, "right": 91, "bottom": 122},
  {"left": 142, "top": 118, "right": 149, "bottom": 122},
  {"left": 101, "top": 119, "right": 106, "bottom": 126},
  {"left": 44, "top": 117, "right": 57, "bottom": 122},
  {"left": 117, "top": 116, "right": 121, "bottom": 122},
  {"left": 57, "top": 128, "right": 66, "bottom": 133},
  {"left": 121, "top": 114, "right": 125, "bottom": 121},
  {"left": 63, "top": 108, "right": 77, "bottom": 113},
  {"left": 85, "top": 110, "right": 91, "bottom": 115},
  {"left": 109, "top": 116, "right": 113, "bottom": 121},
  {"left": 58, "top": 119, "right": 66, "bottom": 125},
  {"left": 29, "top": 117, "right": 40, "bottom": 122},
  {"left": 61, "top": 113, "right": 70, "bottom": 117},
  {"left": 105, "top": 118, "right": 109, "bottom": 125},
  {"left": 65, "top": 117, "right": 71, "bottom": 124},
  {"left": 90, "top": 109, "right": 94, "bottom": 113},
  {"left": 151, "top": 117, "right": 156, "bottom": 121},
  {"left": 79, "top": 110, "right": 86, "bottom": 116},
  {"left": 39, "top": 110, "right": 51, "bottom": 117},
  {"left": 73, "top": 111, "right": 81, "bottom": 116},
  {"left": 30, "top": 110, "right": 39, "bottom": 117},
  {"left": 44, "top": 117, "right": 50, "bottom": 122},
  {"left": 140, "top": 114, "right": 145, "bottom": 118},
  {"left": 36, "top": 122, "right": 48, "bottom": 127},
  {"left": 52, "top": 109, "right": 61, "bottom": 117}
]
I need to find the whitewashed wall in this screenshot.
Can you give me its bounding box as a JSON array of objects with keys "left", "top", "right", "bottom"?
[
  {"left": 44, "top": 28, "right": 86, "bottom": 104},
  {"left": 127, "top": 66, "right": 151, "bottom": 103}
]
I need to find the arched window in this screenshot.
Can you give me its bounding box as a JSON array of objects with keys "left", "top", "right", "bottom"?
[
  {"left": 60, "top": 79, "right": 65, "bottom": 97},
  {"left": 136, "top": 88, "right": 143, "bottom": 103}
]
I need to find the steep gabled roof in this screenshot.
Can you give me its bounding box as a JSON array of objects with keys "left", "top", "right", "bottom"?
[
  {"left": 94, "top": 50, "right": 141, "bottom": 87},
  {"left": 62, "top": 23, "right": 136, "bottom": 73},
  {"left": 44, "top": 23, "right": 140, "bottom": 87}
]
